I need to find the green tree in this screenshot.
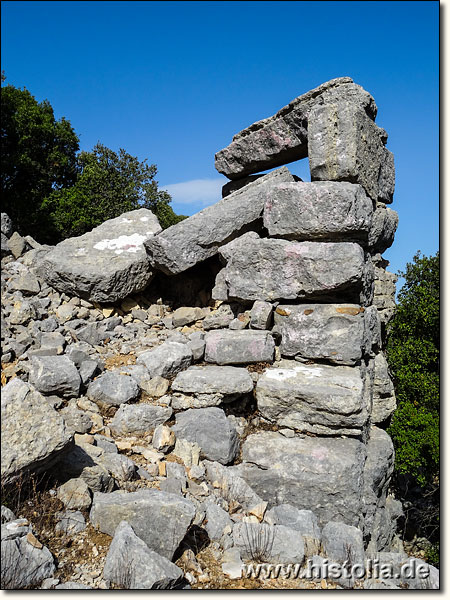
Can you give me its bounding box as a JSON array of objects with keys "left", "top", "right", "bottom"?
[
  {"left": 1, "top": 84, "right": 79, "bottom": 237},
  {"left": 386, "top": 251, "right": 439, "bottom": 561},
  {"left": 42, "top": 142, "right": 186, "bottom": 242}
]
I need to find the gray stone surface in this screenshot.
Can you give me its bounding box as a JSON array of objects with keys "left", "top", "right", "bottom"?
[
  {"left": 368, "top": 205, "right": 398, "bottom": 253},
  {"left": 255, "top": 360, "right": 370, "bottom": 436},
  {"left": 215, "top": 77, "right": 376, "bottom": 179},
  {"left": 110, "top": 403, "right": 172, "bottom": 435},
  {"left": 232, "top": 522, "right": 304, "bottom": 564},
  {"left": 321, "top": 521, "right": 365, "bottom": 566},
  {"left": 1, "top": 506, "right": 16, "bottom": 524},
  {"left": 398, "top": 558, "right": 439, "bottom": 590},
  {"left": 55, "top": 442, "right": 114, "bottom": 493},
  {"left": 28, "top": 355, "right": 81, "bottom": 398},
  {"left": 171, "top": 307, "right": 204, "bottom": 328},
  {"left": 263, "top": 181, "right": 373, "bottom": 242},
  {"left": 54, "top": 510, "right": 86, "bottom": 534},
  {"left": 87, "top": 371, "right": 140, "bottom": 406},
  {"left": 249, "top": 300, "right": 273, "bottom": 330},
  {"left": 1, "top": 379, "right": 74, "bottom": 486},
  {"left": 1, "top": 213, "right": 13, "bottom": 237},
  {"left": 204, "top": 460, "right": 263, "bottom": 511},
  {"left": 308, "top": 96, "right": 387, "bottom": 201},
  {"left": 265, "top": 505, "right": 321, "bottom": 555},
  {"left": 136, "top": 341, "right": 192, "bottom": 378},
  {"left": 7, "top": 231, "right": 28, "bottom": 259},
  {"left": 103, "top": 521, "right": 184, "bottom": 589},
  {"left": 377, "top": 147, "right": 395, "bottom": 204},
  {"left": 1, "top": 535, "right": 55, "bottom": 589},
  {"left": 274, "top": 304, "right": 379, "bottom": 365},
  {"left": 90, "top": 489, "right": 195, "bottom": 560},
  {"left": 215, "top": 232, "right": 373, "bottom": 304},
  {"left": 371, "top": 353, "right": 396, "bottom": 423},
  {"left": 57, "top": 478, "right": 92, "bottom": 510},
  {"left": 144, "top": 167, "right": 295, "bottom": 275},
  {"left": 37, "top": 208, "right": 161, "bottom": 303},
  {"left": 203, "top": 501, "right": 233, "bottom": 541},
  {"left": 233, "top": 431, "right": 366, "bottom": 527},
  {"left": 202, "top": 304, "right": 234, "bottom": 330},
  {"left": 204, "top": 329, "right": 275, "bottom": 365},
  {"left": 171, "top": 365, "right": 254, "bottom": 404},
  {"left": 152, "top": 425, "right": 175, "bottom": 453},
  {"left": 172, "top": 407, "right": 239, "bottom": 465}
]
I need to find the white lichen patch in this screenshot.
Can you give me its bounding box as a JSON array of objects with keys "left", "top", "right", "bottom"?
[
  {"left": 93, "top": 233, "right": 147, "bottom": 254},
  {"left": 265, "top": 364, "right": 322, "bottom": 381}
]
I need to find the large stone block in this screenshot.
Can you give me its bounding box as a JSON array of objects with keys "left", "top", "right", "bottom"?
[
  {"left": 255, "top": 360, "right": 370, "bottom": 436},
  {"left": 37, "top": 208, "right": 161, "bottom": 303},
  {"left": 232, "top": 431, "right": 366, "bottom": 528},
  {"left": 215, "top": 232, "right": 374, "bottom": 304},
  {"left": 308, "top": 99, "right": 387, "bottom": 201},
  {"left": 274, "top": 304, "right": 380, "bottom": 365},
  {"left": 90, "top": 489, "right": 195, "bottom": 560},
  {"left": 1, "top": 379, "right": 74, "bottom": 486},
  {"left": 204, "top": 329, "right": 275, "bottom": 365},
  {"left": 263, "top": 181, "right": 373, "bottom": 242},
  {"left": 144, "top": 167, "right": 295, "bottom": 275},
  {"left": 215, "top": 77, "right": 376, "bottom": 180},
  {"left": 371, "top": 353, "right": 396, "bottom": 423},
  {"left": 368, "top": 205, "right": 398, "bottom": 253}
]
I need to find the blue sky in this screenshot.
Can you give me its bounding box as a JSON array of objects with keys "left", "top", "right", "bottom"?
[{"left": 1, "top": 0, "right": 439, "bottom": 285}]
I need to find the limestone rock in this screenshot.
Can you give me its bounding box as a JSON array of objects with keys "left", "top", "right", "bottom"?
[
  {"left": 274, "top": 304, "right": 379, "bottom": 365},
  {"left": 87, "top": 371, "right": 140, "bottom": 407},
  {"left": 255, "top": 360, "right": 370, "bottom": 436},
  {"left": 37, "top": 208, "right": 161, "bottom": 303},
  {"left": 215, "top": 77, "right": 376, "bottom": 179},
  {"left": 136, "top": 341, "right": 192, "bottom": 378},
  {"left": 203, "top": 501, "right": 233, "bottom": 541},
  {"left": 215, "top": 232, "right": 374, "bottom": 304},
  {"left": 90, "top": 489, "right": 195, "bottom": 560},
  {"left": 265, "top": 505, "right": 321, "bottom": 555},
  {"left": 233, "top": 431, "right": 366, "bottom": 527},
  {"left": 1, "top": 535, "right": 55, "bottom": 589},
  {"left": 57, "top": 478, "right": 92, "bottom": 510},
  {"left": 144, "top": 167, "right": 295, "bottom": 275},
  {"left": 110, "top": 404, "right": 172, "bottom": 436},
  {"left": 1, "top": 379, "right": 74, "bottom": 486},
  {"left": 371, "top": 353, "right": 396, "bottom": 423},
  {"left": 377, "top": 148, "right": 395, "bottom": 204},
  {"left": 263, "top": 181, "right": 373, "bottom": 242},
  {"left": 1, "top": 213, "right": 13, "bottom": 238},
  {"left": 204, "top": 329, "right": 275, "bottom": 365},
  {"left": 171, "top": 365, "right": 253, "bottom": 404},
  {"left": 103, "top": 521, "right": 184, "bottom": 589},
  {"left": 171, "top": 307, "right": 204, "bottom": 328},
  {"left": 172, "top": 407, "right": 239, "bottom": 465},
  {"left": 249, "top": 300, "right": 273, "bottom": 330},
  {"left": 321, "top": 521, "right": 365, "bottom": 566},
  {"left": 28, "top": 355, "right": 81, "bottom": 398},
  {"left": 152, "top": 425, "right": 175, "bottom": 453},
  {"left": 232, "top": 522, "right": 305, "bottom": 564},
  {"left": 368, "top": 205, "right": 398, "bottom": 253}
]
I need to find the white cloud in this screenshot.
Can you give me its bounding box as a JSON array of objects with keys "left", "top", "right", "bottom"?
[{"left": 161, "top": 178, "right": 224, "bottom": 207}]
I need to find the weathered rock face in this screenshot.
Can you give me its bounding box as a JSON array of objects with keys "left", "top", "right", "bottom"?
[
  {"left": 204, "top": 329, "right": 275, "bottom": 365},
  {"left": 255, "top": 360, "right": 370, "bottom": 436},
  {"left": 371, "top": 353, "right": 397, "bottom": 423},
  {"left": 233, "top": 431, "right": 367, "bottom": 528},
  {"left": 368, "top": 205, "right": 399, "bottom": 253},
  {"left": 144, "top": 167, "right": 295, "bottom": 275},
  {"left": 215, "top": 232, "right": 374, "bottom": 304},
  {"left": 215, "top": 77, "right": 376, "bottom": 180},
  {"left": 171, "top": 365, "right": 253, "bottom": 404},
  {"left": 273, "top": 304, "right": 379, "bottom": 365},
  {"left": 90, "top": 489, "right": 195, "bottom": 560},
  {"left": 263, "top": 181, "right": 373, "bottom": 242},
  {"left": 1, "top": 379, "right": 74, "bottom": 486},
  {"left": 37, "top": 209, "right": 161, "bottom": 303}
]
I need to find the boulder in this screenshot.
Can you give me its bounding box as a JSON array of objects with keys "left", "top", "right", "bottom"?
[
  {"left": 204, "top": 329, "right": 275, "bottom": 365},
  {"left": 144, "top": 167, "right": 295, "bottom": 275},
  {"left": 1, "top": 535, "right": 55, "bottom": 589},
  {"left": 203, "top": 460, "right": 264, "bottom": 511},
  {"left": 263, "top": 181, "right": 373, "bottom": 242},
  {"left": 172, "top": 407, "right": 239, "bottom": 465},
  {"left": 308, "top": 96, "right": 389, "bottom": 202},
  {"left": 265, "top": 505, "right": 321, "bottom": 556},
  {"left": 215, "top": 77, "right": 376, "bottom": 180},
  {"left": 110, "top": 404, "right": 172, "bottom": 436},
  {"left": 28, "top": 355, "right": 81, "bottom": 398},
  {"left": 171, "top": 365, "right": 254, "bottom": 405},
  {"left": 7, "top": 231, "right": 28, "bottom": 259},
  {"left": 54, "top": 510, "right": 86, "bottom": 534},
  {"left": 87, "top": 371, "right": 140, "bottom": 406},
  {"left": 37, "top": 208, "right": 161, "bottom": 303},
  {"left": 249, "top": 300, "right": 273, "bottom": 330},
  {"left": 232, "top": 522, "right": 304, "bottom": 564},
  {"left": 103, "top": 521, "right": 184, "bottom": 589},
  {"left": 232, "top": 431, "right": 366, "bottom": 527},
  {"left": 1, "top": 213, "right": 13, "bottom": 238},
  {"left": 274, "top": 304, "right": 379, "bottom": 365},
  {"left": 203, "top": 501, "right": 233, "bottom": 541},
  {"left": 90, "top": 489, "right": 195, "bottom": 560},
  {"left": 1, "top": 379, "right": 74, "bottom": 486},
  {"left": 368, "top": 205, "right": 398, "bottom": 253},
  {"left": 321, "top": 521, "right": 365, "bottom": 566},
  {"left": 255, "top": 360, "right": 370, "bottom": 436},
  {"left": 136, "top": 341, "right": 192, "bottom": 378},
  {"left": 57, "top": 478, "right": 92, "bottom": 510},
  {"left": 377, "top": 148, "right": 396, "bottom": 204},
  {"left": 215, "top": 232, "right": 374, "bottom": 304},
  {"left": 171, "top": 307, "right": 204, "bottom": 328}
]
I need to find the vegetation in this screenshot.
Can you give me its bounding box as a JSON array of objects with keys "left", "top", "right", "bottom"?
[
  {"left": 386, "top": 251, "right": 439, "bottom": 563},
  {"left": 1, "top": 82, "right": 185, "bottom": 244}
]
